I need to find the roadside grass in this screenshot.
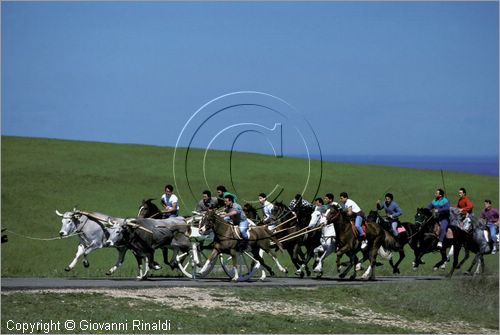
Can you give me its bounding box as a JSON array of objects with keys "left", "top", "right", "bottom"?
[{"left": 2, "top": 276, "right": 498, "bottom": 334}]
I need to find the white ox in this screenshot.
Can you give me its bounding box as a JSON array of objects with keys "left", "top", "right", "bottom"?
[{"left": 56, "top": 209, "right": 127, "bottom": 275}]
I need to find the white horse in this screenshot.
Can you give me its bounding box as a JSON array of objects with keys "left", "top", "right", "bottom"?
[{"left": 307, "top": 209, "right": 336, "bottom": 276}]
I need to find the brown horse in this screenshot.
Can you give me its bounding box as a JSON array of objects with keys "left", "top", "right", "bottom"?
[
  {"left": 326, "top": 205, "right": 391, "bottom": 280},
  {"left": 197, "top": 210, "right": 283, "bottom": 281},
  {"left": 366, "top": 211, "right": 410, "bottom": 274}
]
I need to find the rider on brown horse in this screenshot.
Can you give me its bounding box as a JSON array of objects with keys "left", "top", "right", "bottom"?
[{"left": 221, "top": 194, "right": 250, "bottom": 250}]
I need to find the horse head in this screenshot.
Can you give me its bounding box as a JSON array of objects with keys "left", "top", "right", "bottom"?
[
  {"left": 198, "top": 210, "right": 217, "bottom": 235},
  {"left": 138, "top": 198, "right": 160, "bottom": 218},
  {"left": 366, "top": 210, "right": 380, "bottom": 223},
  {"left": 326, "top": 204, "right": 343, "bottom": 224},
  {"left": 243, "top": 203, "right": 258, "bottom": 220}
]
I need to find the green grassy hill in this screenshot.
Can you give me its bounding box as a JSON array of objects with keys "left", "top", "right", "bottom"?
[{"left": 1, "top": 136, "right": 498, "bottom": 277}]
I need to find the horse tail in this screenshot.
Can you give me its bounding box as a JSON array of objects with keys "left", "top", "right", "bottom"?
[{"left": 378, "top": 246, "right": 393, "bottom": 260}]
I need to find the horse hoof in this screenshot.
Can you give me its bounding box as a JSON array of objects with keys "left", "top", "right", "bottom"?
[
  {"left": 339, "top": 273, "right": 346, "bottom": 279},
  {"left": 433, "top": 267, "right": 438, "bottom": 271},
  {"left": 393, "top": 269, "right": 400, "bottom": 274},
  {"left": 64, "top": 267, "right": 71, "bottom": 272},
  {"left": 269, "top": 271, "right": 275, "bottom": 276},
  {"left": 105, "top": 271, "right": 112, "bottom": 276},
  {"left": 83, "top": 261, "right": 89, "bottom": 268},
  {"left": 412, "top": 267, "right": 417, "bottom": 272}
]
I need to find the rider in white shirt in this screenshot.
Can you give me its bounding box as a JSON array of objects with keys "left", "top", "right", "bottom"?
[
  {"left": 160, "top": 184, "right": 179, "bottom": 219},
  {"left": 258, "top": 193, "right": 274, "bottom": 224},
  {"left": 339, "top": 192, "right": 367, "bottom": 249}
]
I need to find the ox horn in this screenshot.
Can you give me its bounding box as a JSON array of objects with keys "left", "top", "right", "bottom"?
[
  {"left": 104, "top": 217, "right": 115, "bottom": 227},
  {"left": 55, "top": 210, "right": 64, "bottom": 217},
  {"left": 125, "top": 219, "right": 139, "bottom": 228}
]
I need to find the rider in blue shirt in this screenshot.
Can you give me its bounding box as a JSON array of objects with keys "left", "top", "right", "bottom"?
[
  {"left": 222, "top": 194, "right": 249, "bottom": 240},
  {"left": 376, "top": 193, "right": 403, "bottom": 237}
]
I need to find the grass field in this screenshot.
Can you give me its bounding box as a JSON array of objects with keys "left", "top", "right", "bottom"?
[{"left": 1, "top": 135, "right": 499, "bottom": 333}]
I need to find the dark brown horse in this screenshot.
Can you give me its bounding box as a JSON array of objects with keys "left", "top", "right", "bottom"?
[
  {"left": 326, "top": 206, "right": 392, "bottom": 280},
  {"left": 270, "top": 201, "right": 318, "bottom": 277},
  {"left": 243, "top": 203, "right": 262, "bottom": 224},
  {"left": 365, "top": 210, "right": 418, "bottom": 274},
  {"left": 412, "top": 208, "right": 464, "bottom": 277},
  {"left": 136, "top": 198, "right": 189, "bottom": 271},
  {"left": 197, "top": 210, "right": 283, "bottom": 281}
]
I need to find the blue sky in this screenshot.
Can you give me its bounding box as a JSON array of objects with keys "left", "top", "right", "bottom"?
[{"left": 2, "top": 1, "right": 499, "bottom": 159}]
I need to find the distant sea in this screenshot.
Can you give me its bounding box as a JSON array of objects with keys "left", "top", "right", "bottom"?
[{"left": 293, "top": 154, "right": 499, "bottom": 177}]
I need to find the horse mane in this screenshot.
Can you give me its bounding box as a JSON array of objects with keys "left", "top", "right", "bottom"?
[{"left": 366, "top": 210, "right": 379, "bottom": 222}]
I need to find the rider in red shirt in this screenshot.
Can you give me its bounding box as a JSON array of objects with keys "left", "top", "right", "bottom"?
[{"left": 457, "top": 187, "right": 474, "bottom": 215}]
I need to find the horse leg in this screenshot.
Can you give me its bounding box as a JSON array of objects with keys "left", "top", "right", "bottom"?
[
  {"left": 253, "top": 249, "right": 274, "bottom": 279},
  {"left": 446, "top": 244, "right": 461, "bottom": 278},
  {"left": 314, "top": 241, "right": 335, "bottom": 277},
  {"left": 457, "top": 249, "right": 469, "bottom": 269},
  {"left": 106, "top": 246, "right": 127, "bottom": 276},
  {"left": 433, "top": 249, "right": 448, "bottom": 271},
  {"left": 313, "top": 245, "right": 324, "bottom": 273},
  {"left": 198, "top": 249, "right": 219, "bottom": 276},
  {"left": 261, "top": 248, "right": 287, "bottom": 274},
  {"left": 292, "top": 245, "right": 307, "bottom": 278},
  {"left": 389, "top": 250, "right": 404, "bottom": 274},
  {"left": 362, "top": 241, "right": 380, "bottom": 280},
  {"left": 230, "top": 249, "right": 240, "bottom": 282},
  {"left": 349, "top": 253, "right": 359, "bottom": 280},
  {"left": 337, "top": 246, "right": 354, "bottom": 278},
  {"left": 473, "top": 254, "right": 484, "bottom": 275}
]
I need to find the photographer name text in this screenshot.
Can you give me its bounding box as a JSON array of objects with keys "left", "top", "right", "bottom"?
[{"left": 6, "top": 319, "right": 171, "bottom": 333}]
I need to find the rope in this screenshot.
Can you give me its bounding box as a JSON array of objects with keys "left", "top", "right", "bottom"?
[
  {"left": 4, "top": 229, "right": 81, "bottom": 241},
  {"left": 273, "top": 212, "right": 298, "bottom": 230},
  {"left": 278, "top": 225, "right": 323, "bottom": 243}
]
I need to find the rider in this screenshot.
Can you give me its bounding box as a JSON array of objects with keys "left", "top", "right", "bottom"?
[
  {"left": 289, "top": 193, "right": 314, "bottom": 212},
  {"left": 160, "top": 184, "right": 179, "bottom": 219},
  {"left": 313, "top": 197, "right": 328, "bottom": 214},
  {"left": 196, "top": 190, "right": 219, "bottom": 212},
  {"left": 376, "top": 193, "right": 403, "bottom": 237},
  {"left": 216, "top": 185, "right": 227, "bottom": 208},
  {"left": 426, "top": 188, "right": 450, "bottom": 249},
  {"left": 456, "top": 187, "right": 474, "bottom": 230},
  {"left": 324, "top": 193, "right": 339, "bottom": 209},
  {"left": 258, "top": 193, "right": 274, "bottom": 224},
  {"left": 339, "top": 192, "right": 367, "bottom": 250},
  {"left": 221, "top": 193, "right": 249, "bottom": 245},
  {"left": 480, "top": 200, "right": 499, "bottom": 255}
]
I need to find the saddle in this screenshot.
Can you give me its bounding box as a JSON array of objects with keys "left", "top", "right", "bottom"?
[
  {"left": 232, "top": 225, "right": 254, "bottom": 240},
  {"left": 379, "top": 217, "right": 406, "bottom": 235},
  {"left": 350, "top": 221, "right": 366, "bottom": 240}
]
